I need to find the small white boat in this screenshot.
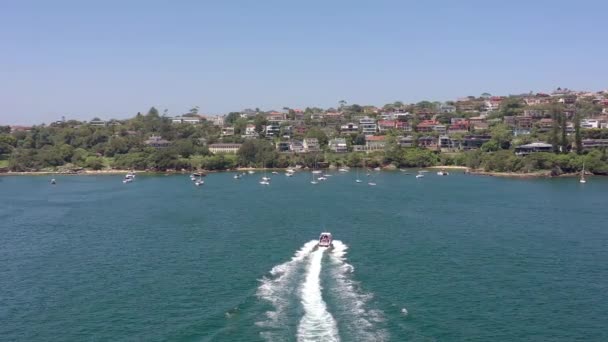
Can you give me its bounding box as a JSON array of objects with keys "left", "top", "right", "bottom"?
[
  {"left": 318, "top": 176, "right": 327, "bottom": 181},
  {"left": 234, "top": 174, "right": 240, "bottom": 179},
  {"left": 248, "top": 170, "right": 255, "bottom": 174},
  {"left": 323, "top": 174, "right": 332, "bottom": 177},
  {"left": 312, "top": 170, "right": 323, "bottom": 174},
  {"left": 374, "top": 167, "right": 381, "bottom": 171},
  {"left": 50, "top": 178, "right": 56, "bottom": 185},
  {"left": 286, "top": 168, "right": 296, "bottom": 173},
  {"left": 194, "top": 180, "right": 204, "bottom": 186},
  {"left": 123, "top": 178, "right": 133, "bottom": 184},
  {"left": 125, "top": 172, "right": 136, "bottom": 179},
  {"left": 416, "top": 174, "right": 424, "bottom": 179},
  {"left": 286, "top": 172, "right": 294, "bottom": 177},
  {"left": 356, "top": 179, "right": 363, "bottom": 183},
  {"left": 262, "top": 176, "right": 271, "bottom": 181},
  {"left": 259, "top": 180, "right": 270, "bottom": 185},
  {"left": 437, "top": 170, "right": 449, "bottom": 176},
  {"left": 271, "top": 171, "right": 279, "bottom": 175},
  {"left": 368, "top": 182, "right": 377, "bottom": 186},
  {"left": 310, "top": 181, "right": 319, "bottom": 185},
  {"left": 338, "top": 168, "right": 349, "bottom": 172},
  {"left": 318, "top": 232, "right": 333, "bottom": 248}
]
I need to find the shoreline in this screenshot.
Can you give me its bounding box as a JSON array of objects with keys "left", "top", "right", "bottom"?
[{"left": 0, "top": 167, "right": 601, "bottom": 179}]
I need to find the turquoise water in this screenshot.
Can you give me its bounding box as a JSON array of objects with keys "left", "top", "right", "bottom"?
[{"left": 1, "top": 172, "right": 607, "bottom": 341}]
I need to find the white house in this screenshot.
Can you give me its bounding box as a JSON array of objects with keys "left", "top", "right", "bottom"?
[{"left": 359, "top": 116, "right": 377, "bottom": 134}]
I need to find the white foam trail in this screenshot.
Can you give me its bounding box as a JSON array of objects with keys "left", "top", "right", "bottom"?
[
  {"left": 328, "top": 240, "right": 388, "bottom": 341},
  {"left": 257, "top": 240, "right": 318, "bottom": 338},
  {"left": 297, "top": 248, "right": 340, "bottom": 342}
]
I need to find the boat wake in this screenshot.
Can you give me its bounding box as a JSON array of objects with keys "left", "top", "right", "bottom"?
[
  {"left": 256, "top": 240, "right": 385, "bottom": 342},
  {"left": 328, "top": 240, "right": 388, "bottom": 341},
  {"left": 297, "top": 247, "right": 340, "bottom": 342},
  {"left": 256, "top": 240, "right": 318, "bottom": 340}
]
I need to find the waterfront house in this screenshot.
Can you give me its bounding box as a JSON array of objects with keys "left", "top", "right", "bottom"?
[
  {"left": 265, "top": 124, "right": 281, "bottom": 137},
  {"left": 266, "top": 111, "right": 287, "bottom": 122},
  {"left": 397, "top": 135, "right": 415, "bottom": 147},
  {"left": 416, "top": 120, "right": 438, "bottom": 133},
  {"left": 515, "top": 142, "right": 552, "bottom": 156},
  {"left": 276, "top": 141, "right": 291, "bottom": 152},
  {"left": 221, "top": 126, "right": 235, "bottom": 136},
  {"left": 328, "top": 138, "right": 348, "bottom": 153},
  {"left": 209, "top": 143, "right": 241, "bottom": 154},
  {"left": 418, "top": 136, "right": 437, "bottom": 150},
  {"left": 89, "top": 119, "right": 107, "bottom": 126},
  {"left": 144, "top": 135, "right": 170, "bottom": 148},
  {"left": 290, "top": 140, "right": 304, "bottom": 153},
  {"left": 242, "top": 124, "right": 258, "bottom": 138},
  {"left": 303, "top": 138, "right": 321, "bottom": 152},
  {"left": 395, "top": 121, "right": 411, "bottom": 132},
  {"left": 438, "top": 135, "right": 458, "bottom": 151},
  {"left": 581, "top": 119, "right": 600, "bottom": 129},
  {"left": 366, "top": 135, "right": 386, "bottom": 149},
  {"left": 462, "top": 135, "right": 491, "bottom": 150},
  {"left": 340, "top": 122, "right": 359, "bottom": 133},
  {"left": 359, "top": 117, "right": 377, "bottom": 134},
  {"left": 581, "top": 139, "right": 608, "bottom": 150},
  {"left": 440, "top": 104, "right": 457, "bottom": 113},
  {"left": 171, "top": 116, "right": 203, "bottom": 124},
  {"left": 378, "top": 120, "right": 396, "bottom": 133}
]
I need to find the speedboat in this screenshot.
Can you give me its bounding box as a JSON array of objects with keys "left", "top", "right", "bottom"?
[
  {"left": 318, "top": 176, "right": 327, "bottom": 181},
  {"left": 286, "top": 172, "right": 294, "bottom": 177},
  {"left": 262, "top": 176, "right": 271, "bottom": 181},
  {"left": 271, "top": 171, "right": 279, "bottom": 174},
  {"left": 338, "top": 168, "right": 349, "bottom": 172},
  {"left": 356, "top": 179, "right": 363, "bottom": 183},
  {"left": 437, "top": 170, "right": 449, "bottom": 176},
  {"left": 416, "top": 174, "right": 424, "bottom": 179},
  {"left": 310, "top": 180, "right": 319, "bottom": 185},
  {"left": 248, "top": 170, "right": 255, "bottom": 174},
  {"left": 312, "top": 170, "right": 322, "bottom": 174},
  {"left": 234, "top": 174, "right": 241, "bottom": 179},
  {"left": 50, "top": 178, "right": 56, "bottom": 185},
  {"left": 318, "top": 232, "right": 333, "bottom": 248},
  {"left": 123, "top": 178, "right": 133, "bottom": 184},
  {"left": 194, "top": 180, "right": 204, "bottom": 186},
  {"left": 368, "top": 182, "right": 377, "bottom": 186},
  {"left": 323, "top": 174, "right": 332, "bottom": 177},
  {"left": 259, "top": 180, "right": 270, "bottom": 185}
]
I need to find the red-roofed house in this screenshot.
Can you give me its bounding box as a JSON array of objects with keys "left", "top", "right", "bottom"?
[
  {"left": 416, "top": 120, "right": 438, "bottom": 133},
  {"left": 266, "top": 111, "right": 287, "bottom": 122},
  {"left": 365, "top": 135, "right": 387, "bottom": 149},
  {"left": 377, "top": 120, "right": 396, "bottom": 132}
]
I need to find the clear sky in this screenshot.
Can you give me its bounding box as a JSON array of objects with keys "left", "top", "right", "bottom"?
[{"left": 2, "top": 0, "right": 607, "bottom": 124}]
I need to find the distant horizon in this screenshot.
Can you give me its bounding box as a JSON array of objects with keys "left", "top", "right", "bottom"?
[{"left": 2, "top": 1, "right": 607, "bottom": 125}]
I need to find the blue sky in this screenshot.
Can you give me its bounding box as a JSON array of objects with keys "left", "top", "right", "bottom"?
[{"left": 1, "top": 0, "right": 607, "bottom": 124}]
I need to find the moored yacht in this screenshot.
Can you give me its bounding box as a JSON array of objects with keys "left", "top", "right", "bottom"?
[{"left": 437, "top": 170, "right": 449, "bottom": 176}]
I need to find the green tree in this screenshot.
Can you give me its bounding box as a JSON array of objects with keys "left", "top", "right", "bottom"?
[{"left": 574, "top": 112, "right": 582, "bottom": 154}]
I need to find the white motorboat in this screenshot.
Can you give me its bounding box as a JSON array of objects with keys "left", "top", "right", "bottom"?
[
  {"left": 437, "top": 170, "right": 449, "bottom": 176},
  {"left": 286, "top": 172, "right": 294, "bottom": 177},
  {"left": 248, "top": 170, "right": 255, "bottom": 174},
  {"left": 338, "top": 168, "right": 349, "bottom": 172},
  {"left": 416, "top": 174, "right": 424, "bottom": 179},
  {"left": 310, "top": 181, "right": 319, "bottom": 184},
  {"left": 123, "top": 178, "right": 133, "bottom": 184},
  {"left": 374, "top": 167, "right": 381, "bottom": 171},
  {"left": 368, "top": 182, "right": 377, "bottom": 186},
  {"left": 286, "top": 168, "right": 296, "bottom": 173},
  {"left": 194, "top": 180, "right": 204, "bottom": 186},
  {"left": 312, "top": 170, "right": 323, "bottom": 174},
  {"left": 259, "top": 180, "right": 270, "bottom": 185},
  {"left": 50, "top": 178, "right": 56, "bottom": 185},
  {"left": 317, "top": 232, "right": 333, "bottom": 248},
  {"left": 262, "top": 176, "right": 271, "bottom": 181},
  {"left": 318, "top": 176, "right": 327, "bottom": 181},
  {"left": 356, "top": 179, "right": 363, "bottom": 183},
  {"left": 271, "top": 171, "right": 279, "bottom": 174},
  {"left": 323, "top": 174, "right": 332, "bottom": 177}
]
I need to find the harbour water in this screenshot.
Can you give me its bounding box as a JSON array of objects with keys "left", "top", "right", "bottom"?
[{"left": 1, "top": 171, "right": 607, "bottom": 341}]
